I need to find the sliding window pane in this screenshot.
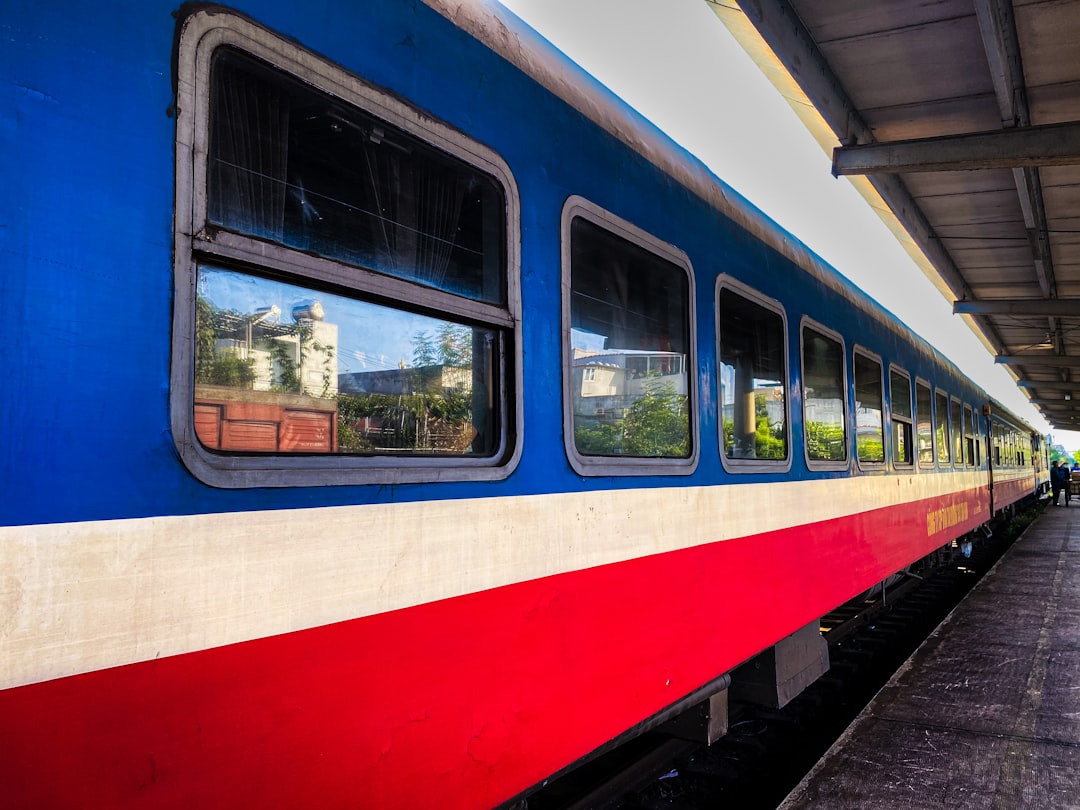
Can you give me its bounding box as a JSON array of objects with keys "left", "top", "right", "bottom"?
[
  {"left": 569, "top": 218, "right": 690, "bottom": 458},
  {"left": 802, "top": 327, "right": 846, "bottom": 462},
  {"left": 890, "top": 369, "right": 913, "bottom": 466},
  {"left": 195, "top": 267, "right": 498, "bottom": 456},
  {"left": 209, "top": 49, "right": 506, "bottom": 303},
  {"left": 718, "top": 288, "right": 787, "bottom": 461},
  {"left": 917, "top": 381, "right": 934, "bottom": 467},
  {"left": 854, "top": 352, "right": 884, "bottom": 464},
  {"left": 935, "top": 390, "right": 950, "bottom": 464}
]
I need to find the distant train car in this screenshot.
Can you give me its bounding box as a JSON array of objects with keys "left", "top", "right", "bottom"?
[{"left": 0, "top": 2, "right": 1041, "bottom": 808}]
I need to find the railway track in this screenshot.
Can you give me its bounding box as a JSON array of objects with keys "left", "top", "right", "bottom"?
[{"left": 521, "top": 504, "right": 1040, "bottom": 810}]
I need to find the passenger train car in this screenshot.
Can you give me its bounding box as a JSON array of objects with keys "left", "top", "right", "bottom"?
[{"left": 0, "top": 1, "right": 1043, "bottom": 807}]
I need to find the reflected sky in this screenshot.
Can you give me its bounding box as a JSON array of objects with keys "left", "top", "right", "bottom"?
[{"left": 199, "top": 268, "right": 448, "bottom": 373}]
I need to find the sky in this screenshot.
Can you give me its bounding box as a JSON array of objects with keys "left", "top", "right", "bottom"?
[{"left": 494, "top": 0, "right": 1080, "bottom": 451}]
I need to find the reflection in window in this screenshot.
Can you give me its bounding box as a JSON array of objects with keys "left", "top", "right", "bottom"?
[
  {"left": 935, "top": 390, "right": 950, "bottom": 464},
  {"left": 972, "top": 406, "right": 980, "bottom": 468},
  {"left": 854, "top": 352, "right": 884, "bottom": 464},
  {"left": 916, "top": 381, "right": 934, "bottom": 466},
  {"left": 209, "top": 49, "right": 506, "bottom": 304},
  {"left": 890, "top": 369, "right": 913, "bottom": 466},
  {"left": 569, "top": 218, "right": 690, "bottom": 458},
  {"left": 951, "top": 398, "right": 964, "bottom": 466},
  {"left": 802, "top": 326, "right": 846, "bottom": 462},
  {"left": 194, "top": 268, "right": 497, "bottom": 456},
  {"left": 718, "top": 288, "right": 787, "bottom": 461}
]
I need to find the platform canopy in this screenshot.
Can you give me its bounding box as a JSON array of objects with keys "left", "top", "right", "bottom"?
[{"left": 708, "top": 0, "right": 1080, "bottom": 429}]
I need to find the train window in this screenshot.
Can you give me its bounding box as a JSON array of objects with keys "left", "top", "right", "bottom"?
[
  {"left": 975, "top": 413, "right": 983, "bottom": 467},
  {"left": 964, "top": 404, "right": 976, "bottom": 466},
  {"left": 853, "top": 349, "right": 884, "bottom": 465},
  {"left": 889, "top": 367, "right": 913, "bottom": 467},
  {"left": 717, "top": 281, "right": 788, "bottom": 469},
  {"left": 801, "top": 322, "right": 847, "bottom": 466},
  {"left": 934, "top": 390, "right": 950, "bottom": 464},
  {"left": 172, "top": 11, "right": 522, "bottom": 486},
  {"left": 950, "top": 398, "right": 964, "bottom": 467},
  {"left": 916, "top": 379, "right": 934, "bottom": 468},
  {"left": 993, "top": 425, "right": 1002, "bottom": 466},
  {"left": 562, "top": 198, "right": 697, "bottom": 476}
]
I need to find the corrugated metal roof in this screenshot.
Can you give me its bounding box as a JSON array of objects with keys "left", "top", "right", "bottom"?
[{"left": 709, "top": 0, "right": 1080, "bottom": 429}]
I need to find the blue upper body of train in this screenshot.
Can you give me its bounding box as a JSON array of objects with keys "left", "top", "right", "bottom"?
[{"left": 0, "top": 0, "right": 1030, "bottom": 529}]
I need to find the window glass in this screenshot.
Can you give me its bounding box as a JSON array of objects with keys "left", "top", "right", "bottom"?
[
  {"left": 951, "top": 398, "right": 964, "bottom": 466},
  {"left": 964, "top": 404, "right": 976, "bottom": 466},
  {"left": 802, "top": 326, "right": 846, "bottom": 462},
  {"left": 209, "top": 49, "right": 506, "bottom": 304},
  {"left": 195, "top": 268, "right": 498, "bottom": 456},
  {"left": 854, "top": 352, "right": 884, "bottom": 464},
  {"left": 976, "top": 420, "right": 982, "bottom": 467},
  {"left": 916, "top": 381, "right": 934, "bottom": 467},
  {"left": 890, "top": 368, "right": 913, "bottom": 466},
  {"left": 569, "top": 217, "right": 691, "bottom": 459},
  {"left": 935, "top": 390, "right": 950, "bottom": 464},
  {"left": 718, "top": 288, "right": 787, "bottom": 461}
]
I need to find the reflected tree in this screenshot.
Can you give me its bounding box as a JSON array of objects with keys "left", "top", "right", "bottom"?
[{"left": 576, "top": 378, "right": 689, "bottom": 457}]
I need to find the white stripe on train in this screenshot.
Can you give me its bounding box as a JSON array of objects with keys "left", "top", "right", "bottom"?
[{"left": 0, "top": 468, "right": 1017, "bottom": 691}]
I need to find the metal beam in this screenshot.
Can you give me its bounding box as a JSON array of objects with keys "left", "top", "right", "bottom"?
[
  {"left": 996, "top": 355, "right": 1080, "bottom": 368},
  {"left": 1016, "top": 380, "right": 1078, "bottom": 391},
  {"left": 974, "top": 0, "right": 1059, "bottom": 307},
  {"left": 831, "top": 121, "right": 1080, "bottom": 175},
  {"left": 1026, "top": 399, "right": 1079, "bottom": 408},
  {"left": 953, "top": 298, "right": 1080, "bottom": 316},
  {"left": 974, "top": 0, "right": 1024, "bottom": 127}
]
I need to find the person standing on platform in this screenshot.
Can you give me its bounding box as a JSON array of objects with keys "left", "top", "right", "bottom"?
[{"left": 1051, "top": 460, "right": 1065, "bottom": 506}]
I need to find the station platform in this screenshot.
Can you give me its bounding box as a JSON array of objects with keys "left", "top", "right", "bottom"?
[{"left": 780, "top": 503, "right": 1080, "bottom": 809}]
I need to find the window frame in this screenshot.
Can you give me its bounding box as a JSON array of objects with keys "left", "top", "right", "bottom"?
[
  {"left": 935, "top": 388, "right": 951, "bottom": 466},
  {"left": 889, "top": 365, "right": 915, "bottom": 469},
  {"left": 950, "top": 396, "right": 964, "bottom": 468},
  {"left": 171, "top": 9, "right": 523, "bottom": 487},
  {"left": 974, "top": 405, "right": 983, "bottom": 468},
  {"left": 964, "top": 403, "right": 976, "bottom": 467},
  {"left": 800, "top": 318, "right": 849, "bottom": 471},
  {"left": 715, "top": 276, "right": 791, "bottom": 474},
  {"left": 916, "top": 377, "right": 935, "bottom": 470},
  {"left": 561, "top": 196, "right": 698, "bottom": 477},
  {"left": 852, "top": 346, "right": 886, "bottom": 470}
]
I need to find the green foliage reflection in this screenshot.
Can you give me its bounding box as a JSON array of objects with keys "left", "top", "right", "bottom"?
[{"left": 576, "top": 379, "right": 689, "bottom": 458}]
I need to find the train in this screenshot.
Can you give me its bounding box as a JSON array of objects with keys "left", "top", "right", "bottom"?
[{"left": 0, "top": 1, "right": 1049, "bottom": 807}]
